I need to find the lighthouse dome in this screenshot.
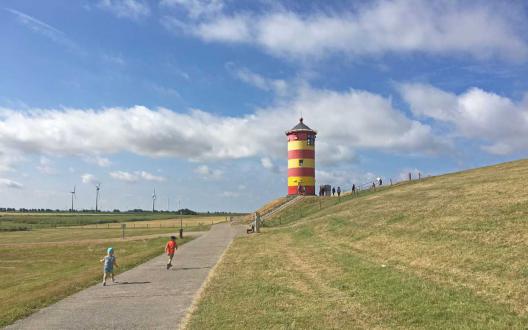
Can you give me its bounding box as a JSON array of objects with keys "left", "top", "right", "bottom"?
[{"left": 286, "top": 117, "right": 317, "bottom": 135}]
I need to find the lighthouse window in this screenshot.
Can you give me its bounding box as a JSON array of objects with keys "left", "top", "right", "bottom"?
[
  {"left": 299, "top": 160, "right": 304, "bottom": 167},
  {"left": 307, "top": 136, "right": 314, "bottom": 145}
]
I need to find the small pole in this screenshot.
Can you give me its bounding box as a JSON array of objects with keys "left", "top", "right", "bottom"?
[{"left": 179, "top": 200, "right": 183, "bottom": 239}]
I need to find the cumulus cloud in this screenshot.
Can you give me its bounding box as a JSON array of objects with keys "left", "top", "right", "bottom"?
[
  {"left": 97, "top": 0, "right": 150, "bottom": 20},
  {"left": 0, "top": 85, "right": 447, "bottom": 170},
  {"left": 400, "top": 83, "right": 528, "bottom": 155},
  {"left": 194, "top": 165, "right": 223, "bottom": 180},
  {"left": 81, "top": 173, "right": 99, "bottom": 184},
  {"left": 0, "top": 178, "right": 23, "bottom": 189},
  {"left": 110, "top": 170, "right": 166, "bottom": 183},
  {"left": 164, "top": 0, "right": 528, "bottom": 61}
]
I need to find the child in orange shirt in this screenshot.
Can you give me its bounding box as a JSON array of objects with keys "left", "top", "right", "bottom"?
[{"left": 165, "top": 236, "right": 177, "bottom": 269}]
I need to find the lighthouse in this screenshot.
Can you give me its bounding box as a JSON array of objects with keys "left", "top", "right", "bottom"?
[{"left": 286, "top": 118, "right": 317, "bottom": 195}]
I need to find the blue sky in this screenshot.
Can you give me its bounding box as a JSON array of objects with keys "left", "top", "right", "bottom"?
[{"left": 1, "top": 0, "right": 528, "bottom": 212}]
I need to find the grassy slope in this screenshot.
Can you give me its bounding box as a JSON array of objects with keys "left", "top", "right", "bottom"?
[
  {"left": 0, "top": 234, "right": 194, "bottom": 327},
  {"left": 188, "top": 159, "right": 528, "bottom": 329}
]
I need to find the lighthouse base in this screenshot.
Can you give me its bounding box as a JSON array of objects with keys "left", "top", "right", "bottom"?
[{"left": 288, "top": 186, "right": 315, "bottom": 196}]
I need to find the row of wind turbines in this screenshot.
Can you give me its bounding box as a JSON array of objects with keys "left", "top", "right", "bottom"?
[{"left": 69, "top": 185, "right": 158, "bottom": 212}]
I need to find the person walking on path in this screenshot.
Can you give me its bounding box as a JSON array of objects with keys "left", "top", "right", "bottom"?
[
  {"left": 165, "top": 236, "right": 178, "bottom": 270},
  {"left": 337, "top": 186, "right": 341, "bottom": 197},
  {"left": 352, "top": 184, "right": 356, "bottom": 195},
  {"left": 100, "top": 247, "right": 118, "bottom": 286},
  {"left": 332, "top": 187, "right": 336, "bottom": 196}
]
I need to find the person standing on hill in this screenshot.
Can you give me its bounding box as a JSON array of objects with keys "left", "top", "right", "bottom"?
[
  {"left": 352, "top": 184, "right": 356, "bottom": 195},
  {"left": 100, "top": 247, "right": 118, "bottom": 286},
  {"left": 337, "top": 186, "right": 341, "bottom": 197},
  {"left": 165, "top": 236, "right": 178, "bottom": 270},
  {"left": 332, "top": 187, "right": 336, "bottom": 196}
]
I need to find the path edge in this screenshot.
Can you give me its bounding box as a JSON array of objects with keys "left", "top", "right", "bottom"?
[{"left": 178, "top": 226, "right": 237, "bottom": 330}]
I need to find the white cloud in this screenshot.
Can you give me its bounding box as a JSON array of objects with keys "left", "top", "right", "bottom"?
[
  {"left": 36, "top": 157, "right": 56, "bottom": 175},
  {"left": 0, "top": 178, "right": 23, "bottom": 189},
  {"left": 81, "top": 173, "right": 99, "bottom": 184},
  {"left": 0, "top": 151, "right": 22, "bottom": 173},
  {"left": 110, "top": 170, "right": 166, "bottom": 183},
  {"left": 260, "top": 157, "right": 280, "bottom": 173},
  {"left": 138, "top": 171, "right": 166, "bottom": 182},
  {"left": 97, "top": 0, "right": 150, "bottom": 20},
  {"left": 194, "top": 165, "right": 223, "bottom": 179},
  {"left": 160, "top": 0, "right": 224, "bottom": 18},
  {"left": 228, "top": 65, "right": 288, "bottom": 96},
  {"left": 83, "top": 155, "right": 112, "bottom": 167},
  {"left": 165, "top": 0, "right": 528, "bottom": 61},
  {"left": 110, "top": 170, "right": 138, "bottom": 182},
  {"left": 400, "top": 83, "right": 528, "bottom": 155},
  {"left": 0, "top": 85, "right": 447, "bottom": 169}
]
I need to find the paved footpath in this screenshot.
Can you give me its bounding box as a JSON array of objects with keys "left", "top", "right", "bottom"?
[{"left": 7, "top": 223, "right": 243, "bottom": 330}]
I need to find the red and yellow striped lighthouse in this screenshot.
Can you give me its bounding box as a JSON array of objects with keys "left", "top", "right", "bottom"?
[{"left": 286, "top": 118, "right": 317, "bottom": 195}]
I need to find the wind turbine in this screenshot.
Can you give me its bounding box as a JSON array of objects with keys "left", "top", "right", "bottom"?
[
  {"left": 152, "top": 188, "right": 157, "bottom": 212},
  {"left": 70, "top": 185, "right": 76, "bottom": 212},
  {"left": 95, "top": 183, "right": 101, "bottom": 212}
]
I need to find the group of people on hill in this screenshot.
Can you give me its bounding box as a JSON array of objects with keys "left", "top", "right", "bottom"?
[
  {"left": 100, "top": 236, "right": 178, "bottom": 286},
  {"left": 318, "top": 185, "right": 341, "bottom": 196}
]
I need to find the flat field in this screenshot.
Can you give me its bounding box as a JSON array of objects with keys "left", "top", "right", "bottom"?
[
  {"left": 0, "top": 214, "right": 221, "bottom": 326},
  {"left": 188, "top": 159, "right": 528, "bottom": 329},
  {"left": 0, "top": 212, "right": 230, "bottom": 230}
]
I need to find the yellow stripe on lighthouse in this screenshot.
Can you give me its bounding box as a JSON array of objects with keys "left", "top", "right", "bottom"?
[
  {"left": 287, "top": 140, "right": 314, "bottom": 151},
  {"left": 288, "top": 158, "right": 315, "bottom": 168},
  {"left": 288, "top": 176, "right": 315, "bottom": 186}
]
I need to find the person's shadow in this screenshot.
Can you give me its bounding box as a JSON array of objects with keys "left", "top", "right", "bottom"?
[
  {"left": 172, "top": 266, "right": 211, "bottom": 271},
  {"left": 115, "top": 281, "right": 151, "bottom": 285}
]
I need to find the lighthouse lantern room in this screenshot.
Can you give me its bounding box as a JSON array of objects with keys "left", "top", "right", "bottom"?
[{"left": 286, "top": 118, "right": 317, "bottom": 195}]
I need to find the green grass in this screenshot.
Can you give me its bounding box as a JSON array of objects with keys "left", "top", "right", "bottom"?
[
  {"left": 0, "top": 234, "right": 194, "bottom": 327},
  {"left": 188, "top": 159, "right": 528, "bottom": 329}
]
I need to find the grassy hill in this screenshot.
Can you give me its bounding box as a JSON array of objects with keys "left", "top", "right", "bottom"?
[{"left": 187, "top": 159, "right": 528, "bottom": 329}]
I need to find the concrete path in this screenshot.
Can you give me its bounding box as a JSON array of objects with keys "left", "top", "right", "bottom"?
[{"left": 7, "top": 223, "right": 243, "bottom": 330}]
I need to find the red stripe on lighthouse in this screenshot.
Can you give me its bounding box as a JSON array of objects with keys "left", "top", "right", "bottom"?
[
  {"left": 288, "top": 168, "right": 315, "bottom": 176},
  {"left": 288, "top": 150, "right": 315, "bottom": 159}
]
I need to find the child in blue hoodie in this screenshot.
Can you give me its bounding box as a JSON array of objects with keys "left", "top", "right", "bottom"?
[{"left": 100, "top": 247, "right": 119, "bottom": 286}]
